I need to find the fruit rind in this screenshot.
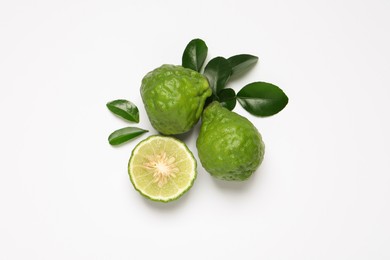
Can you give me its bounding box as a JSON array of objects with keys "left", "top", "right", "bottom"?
[
  {"left": 197, "top": 101, "right": 265, "bottom": 181},
  {"left": 140, "top": 64, "right": 212, "bottom": 135}
]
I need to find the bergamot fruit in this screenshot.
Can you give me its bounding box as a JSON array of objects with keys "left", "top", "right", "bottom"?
[
  {"left": 140, "top": 64, "right": 212, "bottom": 135},
  {"left": 196, "top": 101, "right": 265, "bottom": 181},
  {"left": 128, "top": 135, "right": 197, "bottom": 202}
]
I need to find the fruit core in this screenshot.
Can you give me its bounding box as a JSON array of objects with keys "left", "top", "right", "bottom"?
[{"left": 144, "top": 152, "right": 179, "bottom": 187}]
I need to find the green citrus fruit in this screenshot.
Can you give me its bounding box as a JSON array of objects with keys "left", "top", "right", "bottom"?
[
  {"left": 128, "top": 135, "right": 197, "bottom": 202},
  {"left": 196, "top": 102, "right": 265, "bottom": 181},
  {"left": 140, "top": 64, "right": 212, "bottom": 135}
]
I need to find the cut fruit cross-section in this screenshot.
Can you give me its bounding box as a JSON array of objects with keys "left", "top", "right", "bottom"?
[{"left": 128, "top": 135, "right": 197, "bottom": 202}]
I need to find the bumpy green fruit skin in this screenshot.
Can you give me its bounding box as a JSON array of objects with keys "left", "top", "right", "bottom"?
[
  {"left": 197, "top": 102, "right": 265, "bottom": 181},
  {"left": 140, "top": 64, "right": 212, "bottom": 135}
]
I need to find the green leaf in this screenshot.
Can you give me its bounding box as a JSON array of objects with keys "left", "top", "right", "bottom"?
[
  {"left": 218, "top": 88, "right": 236, "bottom": 111},
  {"left": 237, "top": 82, "right": 288, "bottom": 117},
  {"left": 228, "top": 54, "right": 258, "bottom": 76},
  {"left": 182, "top": 39, "right": 208, "bottom": 72},
  {"left": 203, "top": 57, "right": 232, "bottom": 95},
  {"left": 106, "top": 99, "right": 139, "bottom": 123},
  {"left": 108, "top": 127, "right": 148, "bottom": 146}
]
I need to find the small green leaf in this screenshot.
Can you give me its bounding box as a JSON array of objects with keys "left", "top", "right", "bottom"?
[
  {"left": 237, "top": 82, "right": 288, "bottom": 117},
  {"left": 203, "top": 57, "right": 232, "bottom": 95},
  {"left": 106, "top": 99, "right": 139, "bottom": 123},
  {"left": 218, "top": 88, "right": 236, "bottom": 111},
  {"left": 228, "top": 54, "right": 258, "bottom": 76},
  {"left": 108, "top": 127, "right": 148, "bottom": 146},
  {"left": 182, "top": 39, "right": 208, "bottom": 72}
]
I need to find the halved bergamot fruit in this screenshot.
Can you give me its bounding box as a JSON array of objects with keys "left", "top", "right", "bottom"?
[{"left": 128, "top": 135, "right": 197, "bottom": 202}]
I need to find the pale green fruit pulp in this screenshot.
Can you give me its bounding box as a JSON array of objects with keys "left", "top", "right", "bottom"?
[{"left": 128, "top": 135, "right": 197, "bottom": 202}]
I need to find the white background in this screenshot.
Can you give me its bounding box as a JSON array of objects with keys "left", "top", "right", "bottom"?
[{"left": 1, "top": 0, "right": 390, "bottom": 259}]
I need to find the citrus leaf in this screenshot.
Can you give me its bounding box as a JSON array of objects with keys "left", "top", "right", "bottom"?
[
  {"left": 228, "top": 54, "right": 258, "bottom": 76},
  {"left": 106, "top": 99, "right": 139, "bottom": 123},
  {"left": 182, "top": 39, "right": 208, "bottom": 72},
  {"left": 108, "top": 127, "right": 148, "bottom": 146},
  {"left": 203, "top": 57, "right": 232, "bottom": 95},
  {"left": 237, "top": 82, "right": 288, "bottom": 117},
  {"left": 219, "top": 88, "right": 236, "bottom": 111}
]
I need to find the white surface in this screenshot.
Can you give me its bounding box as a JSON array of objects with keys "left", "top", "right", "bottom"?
[{"left": 1, "top": 0, "right": 390, "bottom": 259}]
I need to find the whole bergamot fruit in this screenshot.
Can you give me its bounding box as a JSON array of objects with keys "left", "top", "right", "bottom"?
[
  {"left": 196, "top": 101, "right": 265, "bottom": 181},
  {"left": 140, "top": 64, "right": 212, "bottom": 135}
]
